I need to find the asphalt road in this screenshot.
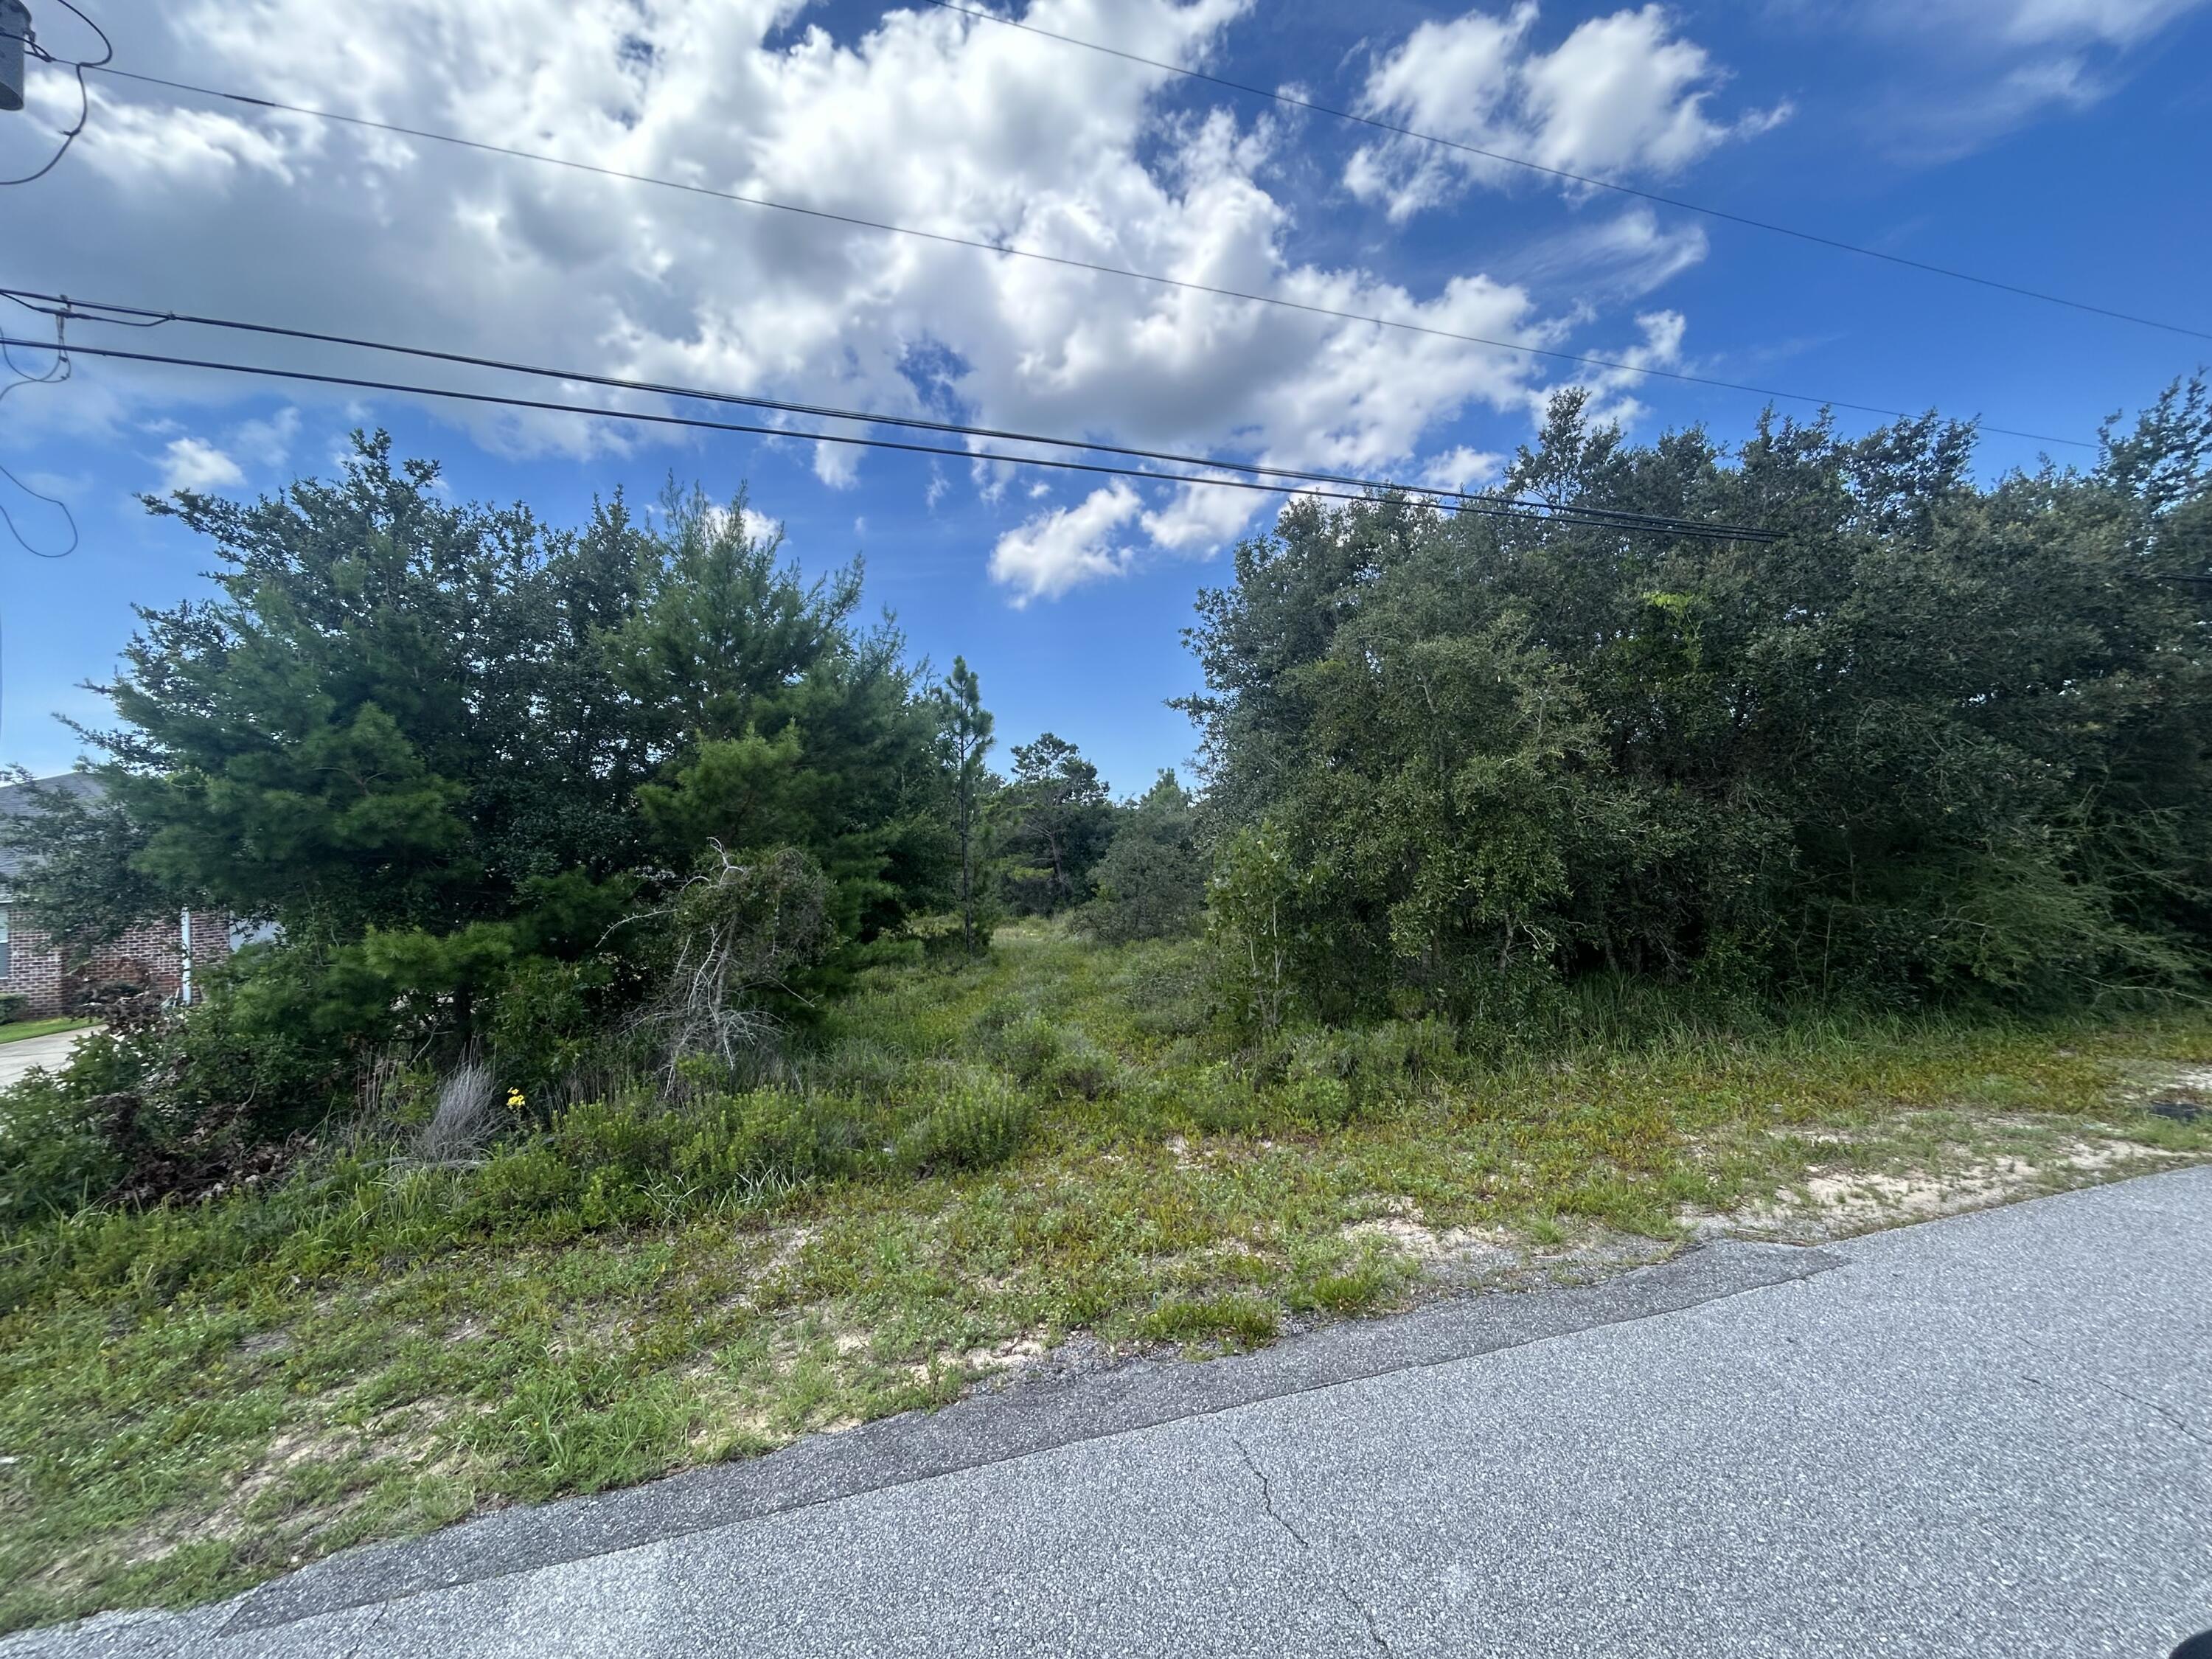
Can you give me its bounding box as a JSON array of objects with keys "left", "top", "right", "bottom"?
[{"left": 10, "top": 1166, "right": 2210, "bottom": 1658}]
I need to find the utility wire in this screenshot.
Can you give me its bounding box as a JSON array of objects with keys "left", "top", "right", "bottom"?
[
  {"left": 0, "top": 310, "right": 79, "bottom": 558},
  {"left": 0, "top": 331, "right": 1785, "bottom": 540},
  {"left": 75, "top": 63, "right": 2093, "bottom": 451},
  {"left": 0, "top": 0, "right": 111, "bottom": 186},
  {"left": 3, "top": 285, "right": 1764, "bottom": 538},
  {"left": 919, "top": 0, "right": 2209, "bottom": 346}
]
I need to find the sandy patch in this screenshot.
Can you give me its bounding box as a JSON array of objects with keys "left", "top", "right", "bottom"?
[
  {"left": 957, "top": 1335, "right": 1046, "bottom": 1374},
  {"left": 1340, "top": 1200, "right": 1520, "bottom": 1270},
  {"left": 1733, "top": 1137, "right": 2177, "bottom": 1237}
]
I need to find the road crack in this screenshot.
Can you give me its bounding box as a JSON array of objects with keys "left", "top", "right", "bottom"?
[
  {"left": 2093, "top": 1380, "right": 2212, "bottom": 1450},
  {"left": 2023, "top": 1371, "right": 2212, "bottom": 1451},
  {"left": 1232, "top": 1437, "right": 1392, "bottom": 1655}
]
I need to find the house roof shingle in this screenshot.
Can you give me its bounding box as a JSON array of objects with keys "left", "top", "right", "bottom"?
[{"left": 0, "top": 772, "right": 106, "bottom": 882}]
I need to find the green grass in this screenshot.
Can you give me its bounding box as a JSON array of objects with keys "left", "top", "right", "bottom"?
[
  {"left": 0, "top": 1019, "right": 91, "bottom": 1046},
  {"left": 1, "top": 925, "right": 2207, "bottom": 1632}
]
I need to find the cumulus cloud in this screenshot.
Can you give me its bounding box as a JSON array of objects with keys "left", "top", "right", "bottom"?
[
  {"left": 990, "top": 482, "right": 1144, "bottom": 603},
  {"left": 1421, "top": 446, "right": 1506, "bottom": 491},
  {"left": 157, "top": 437, "right": 247, "bottom": 493},
  {"left": 12, "top": 0, "right": 1717, "bottom": 601},
  {"left": 1139, "top": 477, "right": 1264, "bottom": 555},
  {"left": 1346, "top": 4, "right": 1790, "bottom": 221}
]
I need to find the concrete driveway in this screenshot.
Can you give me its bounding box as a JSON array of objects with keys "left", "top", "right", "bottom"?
[
  {"left": 7, "top": 1166, "right": 2209, "bottom": 1658},
  {"left": 0, "top": 1026, "right": 90, "bottom": 1091}
]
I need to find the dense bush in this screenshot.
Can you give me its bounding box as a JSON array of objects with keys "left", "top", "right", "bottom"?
[
  {"left": 16, "top": 437, "right": 959, "bottom": 1023},
  {"left": 1080, "top": 771, "right": 1206, "bottom": 944},
  {"left": 1184, "top": 385, "right": 2212, "bottom": 1020},
  {"left": 0, "top": 1068, "right": 122, "bottom": 1225},
  {"left": 0, "top": 440, "right": 990, "bottom": 1183}
]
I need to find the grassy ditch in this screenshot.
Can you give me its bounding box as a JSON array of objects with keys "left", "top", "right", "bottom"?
[{"left": 1, "top": 927, "right": 2207, "bottom": 1630}]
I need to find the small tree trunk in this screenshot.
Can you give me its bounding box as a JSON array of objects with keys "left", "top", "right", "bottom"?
[
  {"left": 958, "top": 784, "right": 975, "bottom": 952},
  {"left": 1044, "top": 824, "right": 1067, "bottom": 910}
]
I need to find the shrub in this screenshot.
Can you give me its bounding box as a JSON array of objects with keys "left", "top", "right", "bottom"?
[
  {"left": 629, "top": 844, "right": 838, "bottom": 1079},
  {"left": 891, "top": 1068, "right": 1034, "bottom": 1174},
  {"left": 1080, "top": 771, "right": 1206, "bottom": 944},
  {"left": 1041, "top": 1037, "right": 1120, "bottom": 1101},
  {"left": 0, "top": 1020, "right": 304, "bottom": 1220},
  {"left": 1205, "top": 822, "right": 1323, "bottom": 1034},
  {"left": 1173, "top": 1062, "right": 1272, "bottom": 1136},
  {"left": 490, "top": 957, "right": 617, "bottom": 1100},
  {"left": 0, "top": 1072, "right": 122, "bottom": 1225},
  {"left": 981, "top": 1010, "right": 1064, "bottom": 1085},
  {"left": 470, "top": 1088, "right": 876, "bottom": 1232}
]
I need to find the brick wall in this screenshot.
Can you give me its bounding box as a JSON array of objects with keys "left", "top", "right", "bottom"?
[{"left": 1, "top": 908, "right": 233, "bottom": 1019}]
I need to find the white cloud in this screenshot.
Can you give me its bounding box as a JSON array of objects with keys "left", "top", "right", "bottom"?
[
  {"left": 1421, "top": 446, "right": 1505, "bottom": 491},
  {"left": 1571, "top": 308, "right": 1686, "bottom": 430},
  {"left": 1138, "top": 477, "right": 1261, "bottom": 554},
  {"left": 990, "top": 482, "right": 1143, "bottom": 603},
  {"left": 1347, "top": 4, "right": 1790, "bottom": 221},
  {"left": 1994, "top": 0, "right": 2208, "bottom": 44},
  {"left": 1856, "top": 0, "right": 2206, "bottom": 155},
  {"left": 1511, "top": 207, "right": 1710, "bottom": 302},
  {"left": 157, "top": 437, "right": 246, "bottom": 493},
  {"left": 229, "top": 407, "right": 301, "bottom": 469},
  {"left": 696, "top": 502, "right": 784, "bottom": 545},
  {"left": 18, "top": 0, "right": 1717, "bottom": 599},
  {"left": 1881, "top": 56, "right": 2107, "bottom": 160}
]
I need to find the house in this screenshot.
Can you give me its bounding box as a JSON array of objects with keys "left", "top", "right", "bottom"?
[{"left": 0, "top": 773, "right": 230, "bottom": 1018}]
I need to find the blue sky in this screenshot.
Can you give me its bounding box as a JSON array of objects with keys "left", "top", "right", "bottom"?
[{"left": 1, "top": 0, "right": 2207, "bottom": 798}]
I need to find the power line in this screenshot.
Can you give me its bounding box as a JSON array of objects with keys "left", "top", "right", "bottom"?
[
  {"left": 0, "top": 331, "right": 1786, "bottom": 541},
  {"left": 0, "top": 309, "right": 79, "bottom": 557},
  {"left": 919, "top": 0, "right": 2209, "bottom": 346},
  {"left": 2, "top": 285, "right": 1767, "bottom": 538},
  {"left": 74, "top": 63, "right": 2095, "bottom": 451},
  {"left": 0, "top": 0, "right": 111, "bottom": 186}
]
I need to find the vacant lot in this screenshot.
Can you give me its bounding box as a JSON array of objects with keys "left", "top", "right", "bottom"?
[{"left": 1, "top": 927, "right": 2206, "bottom": 1632}]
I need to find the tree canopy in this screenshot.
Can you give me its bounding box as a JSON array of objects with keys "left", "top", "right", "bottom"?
[
  {"left": 998, "top": 732, "right": 1115, "bottom": 915},
  {"left": 1186, "top": 383, "right": 2212, "bottom": 1018},
  {"left": 35, "top": 435, "right": 959, "bottom": 1075}
]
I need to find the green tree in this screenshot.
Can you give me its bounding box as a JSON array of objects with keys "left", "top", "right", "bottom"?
[
  {"left": 76, "top": 434, "right": 653, "bottom": 942},
  {"left": 999, "top": 733, "right": 1115, "bottom": 915},
  {"left": 0, "top": 770, "right": 170, "bottom": 956},
  {"left": 32, "top": 436, "right": 958, "bottom": 1064},
  {"left": 1080, "top": 771, "right": 1206, "bottom": 943},
  {"left": 1183, "top": 383, "right": 2212, "bottom": 1016}
]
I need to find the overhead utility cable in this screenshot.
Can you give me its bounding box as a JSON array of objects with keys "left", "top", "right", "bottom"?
[
  {"left": 74, "top": 63, "right": 2091, "bottom": 450},
  {"left": 919, "top": 0, "right": 2208, "bottom": 345},
  {"left": 0, "top": 310, "right": 80, "bottom": 557},
  {"left": 0, "top": 332, "right": 1784, "bottom": 541},
  {"left": 0, "top": 0, "right": 111, "bottom": 185},
  {"left": 6, "top": 285, "right": 1761, "bottom": 537}
]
